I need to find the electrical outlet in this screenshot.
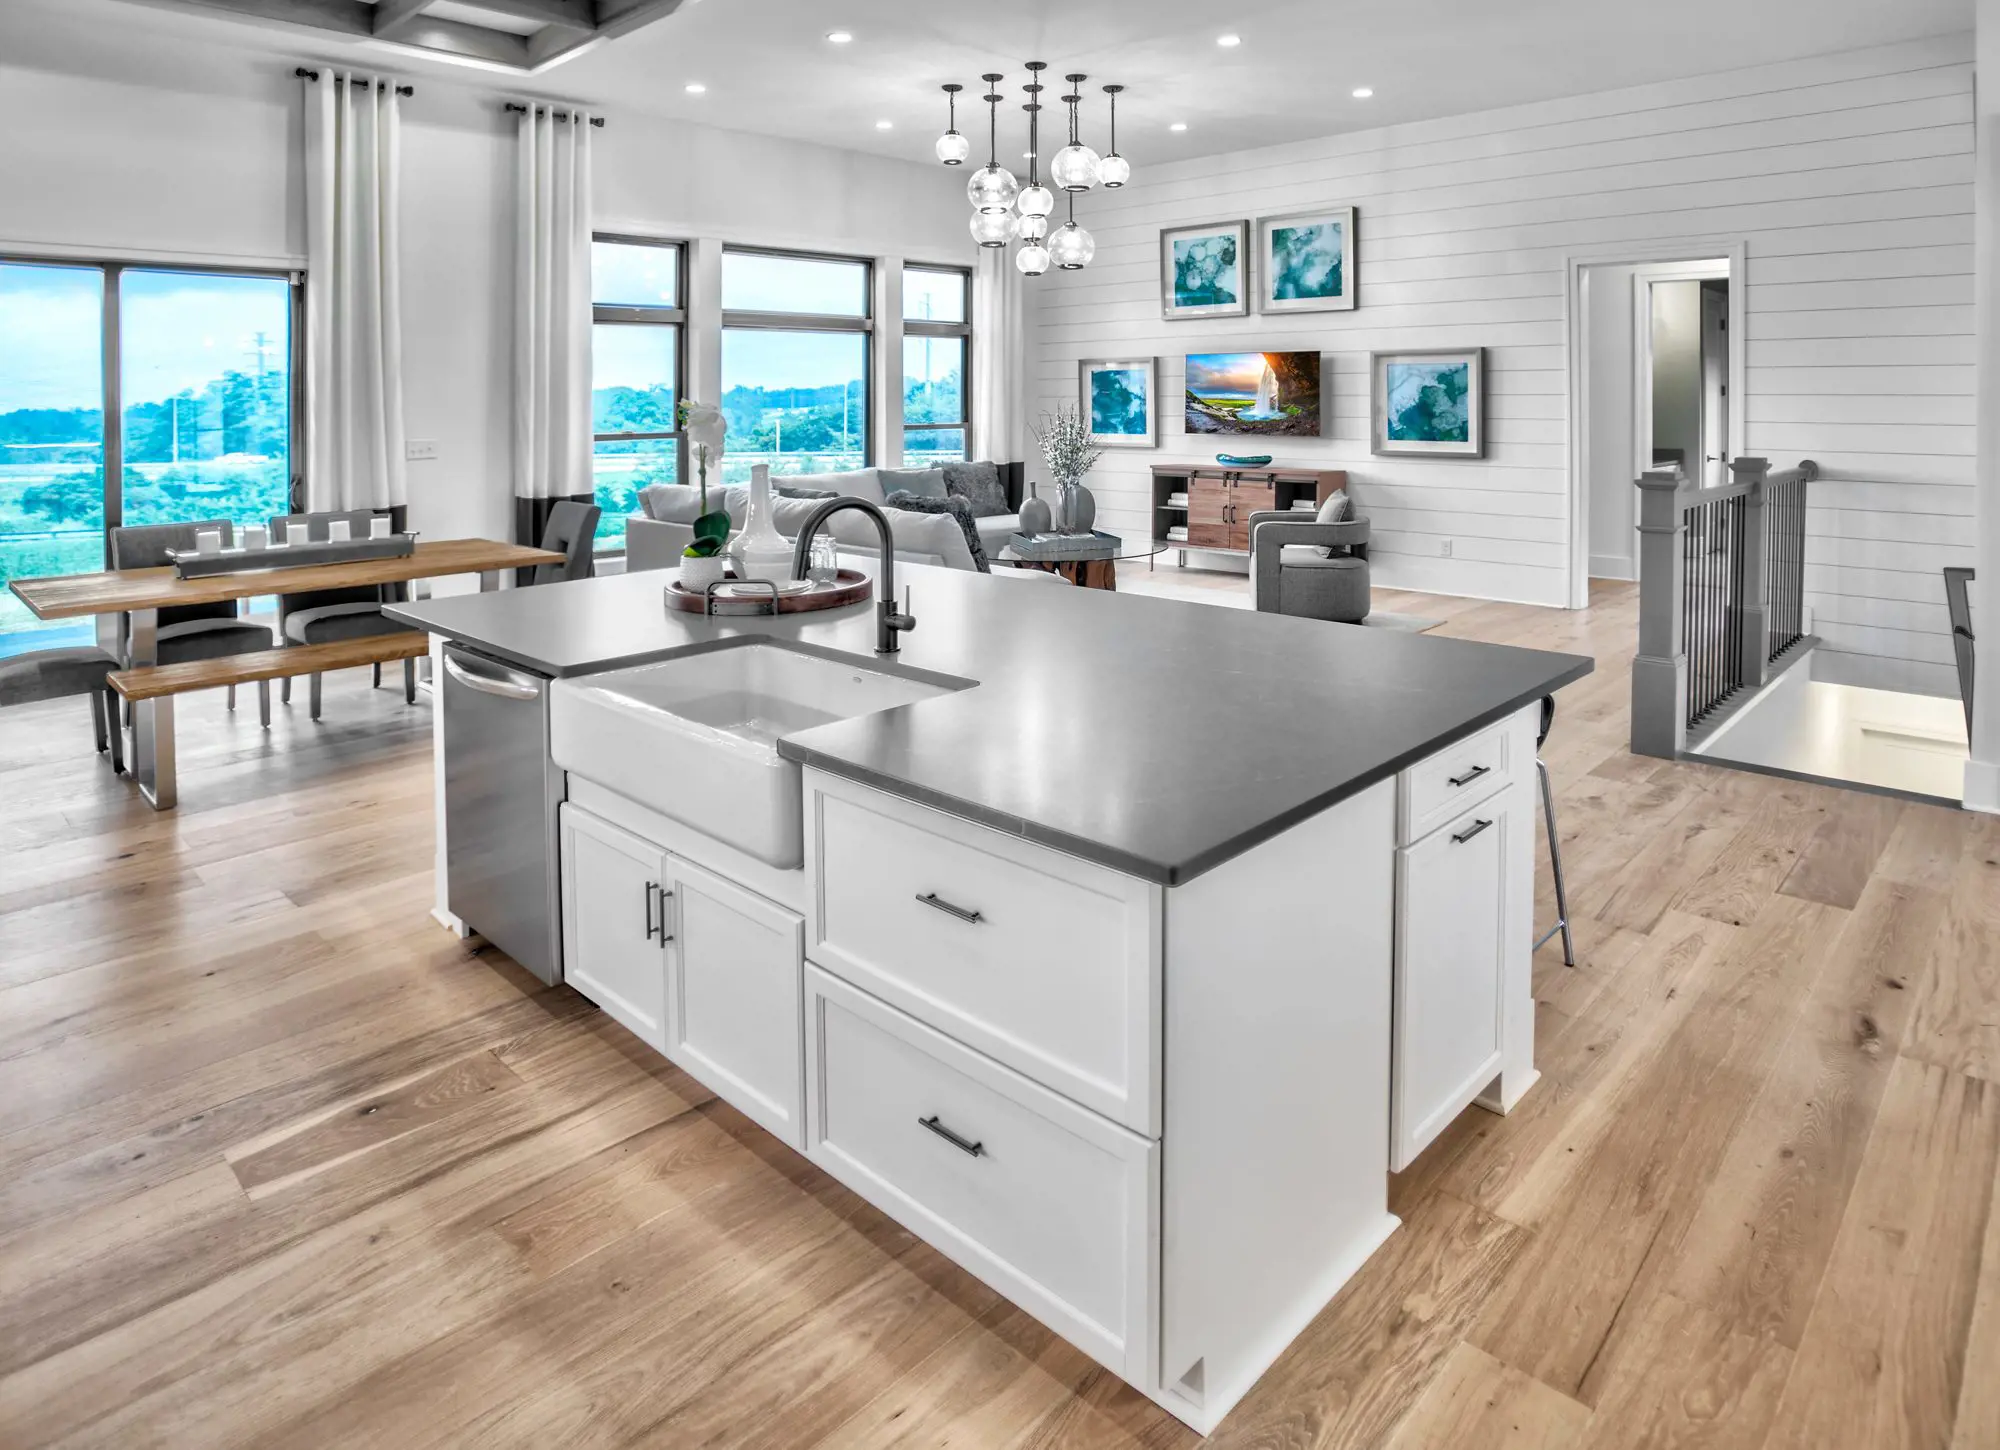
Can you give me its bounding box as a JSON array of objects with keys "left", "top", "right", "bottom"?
[
  {"left": 1439, "top": 538, "right": 1454, "bottom": 558},
  {"left": 405, "top": 439, "right": 439, "bottom": 462}
]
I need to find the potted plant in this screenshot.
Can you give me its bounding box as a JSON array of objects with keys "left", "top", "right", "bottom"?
[
  {"left": 1033, "top": 404, "right": 1105, "bottom": 535},
  {"left": 677, "top": 399, "right": 730, "bottom": 591}
]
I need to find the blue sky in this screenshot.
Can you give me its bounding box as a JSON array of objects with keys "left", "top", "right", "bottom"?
[{"left": 1, "top": 263, "right": 290, "bottom": 412}]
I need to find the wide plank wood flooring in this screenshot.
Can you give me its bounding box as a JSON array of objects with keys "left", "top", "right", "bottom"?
[{"left": 1, "top": 575, "right": 1996, "bottom": 1448}]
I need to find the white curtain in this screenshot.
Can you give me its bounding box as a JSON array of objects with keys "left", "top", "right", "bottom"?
[
  {"left": 972, "top": 248, "right": 1028, "bottom": 463},
  {"left": 305, "top": 74, "right": 407, "bottom": 511},
  {"left": 513, "top": 107, "right": 594, "bottom": 503}
]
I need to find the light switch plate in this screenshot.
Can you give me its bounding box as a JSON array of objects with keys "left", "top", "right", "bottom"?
[
  {"left": 406, "top": 439, "right": 440, "bottom": 461},
  {"left": 1439, "top": 539, "right": 1454, "bottom": 558}
]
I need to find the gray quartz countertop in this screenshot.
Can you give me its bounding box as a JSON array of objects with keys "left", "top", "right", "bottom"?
[{"left": 390, "top": 566, "right": 1591, "bottom": 884}]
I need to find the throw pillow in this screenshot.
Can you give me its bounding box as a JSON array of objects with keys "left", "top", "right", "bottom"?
[
  {"left": 876, "top": 467, "right": 950, "bottom": 501},
  {"left": 1315, "top": 490, "right": 1353, "bottom": 558},
  {"left": 885, "top": 489, "right": 990, "bottom": 573},
  {"left": 943, "top": 460, "right": 1009, "bottom": 518},
  {"left": 776, "top": 485, "right": 839, "bottom": 500}
]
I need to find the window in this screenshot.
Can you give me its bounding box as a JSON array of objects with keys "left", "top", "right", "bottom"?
[
  {"left": 903, "top": 264, "right": 971, "bottom": 464},
  {"left": 592, "top": 236, "right": 685, "bottom": 553},
  {"left": 1, "top": 258, "right": 298, "bottom": 658},
  {"left": 721, "top": 248, "right": 871, "bottom": 480}
]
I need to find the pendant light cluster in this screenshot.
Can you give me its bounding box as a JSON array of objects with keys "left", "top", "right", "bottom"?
[{"left": 940, "top": 63, "right": 1129, "bottom": 277}]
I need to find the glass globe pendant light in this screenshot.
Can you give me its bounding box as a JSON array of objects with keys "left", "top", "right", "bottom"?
[
  {"left": 1048, "top": 192, "right": 1096, "bottom": 270},
  {"left": 1097, "top": 85, "right": 1130, "bottom": 187},
  {"left": 970, "top": 207, "right": 1018, "bottom": 248},
  {"left": 1049, "top": 75, "right": 1101, "bottom": 192},
  {"left": 965, "top": 75, "right": 1018, "bottom": 213},
  {"left": 934, "top": 84, "right": 970, "bottom": 166},
  {"left": 1016, "top": 212, "right": 1048, "bottom": 242},
  {"left": 1016, "top": 238, "right": 1051, "bottom": 275},
  {"left": 1015, "top": 64, "right": 1055, "bottom": 222}
]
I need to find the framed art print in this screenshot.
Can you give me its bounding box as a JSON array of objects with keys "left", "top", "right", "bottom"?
[
  {"left": 1258, "top": 207, "right": 1356, "bottom": 313},
  {"left": 1160, "top": 220, "right": 1251, "bottom": 320},
  {"left": 1371, "top": 348, "right": 1485, "bottom": 458},
  {"left": 1079, "top": 357, "right": 1158, "bottom": 448}
]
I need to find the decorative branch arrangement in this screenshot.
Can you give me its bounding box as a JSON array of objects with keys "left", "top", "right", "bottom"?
[{"left": 1034, "top": 404, "right": 1105, "bottom": 487}]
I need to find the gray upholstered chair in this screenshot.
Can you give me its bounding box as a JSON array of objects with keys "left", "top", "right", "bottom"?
[
  {"left": 1249, "top": 510, "right": 1372, "bottom": 624},
  {"left": 0, "top": 647, "right": 125, "bottom": 773},
  {"left": 107, "top": 520, "right": 275, "bottom": 725},
  {"left": 270, "top": 507, "right": 417, "bottom": 718},
  {"left": 532, "top": 501, "right": 601, "bottom": 584}
]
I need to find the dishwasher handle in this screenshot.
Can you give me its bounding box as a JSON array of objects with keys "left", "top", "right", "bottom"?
[{"left": 443, "top": 652, "right": 542, "bottom": 702}]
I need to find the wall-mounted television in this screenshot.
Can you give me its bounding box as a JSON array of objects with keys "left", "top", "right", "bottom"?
[{"left": 1185, "top": 351, "right": 1322, "bottom": 437}]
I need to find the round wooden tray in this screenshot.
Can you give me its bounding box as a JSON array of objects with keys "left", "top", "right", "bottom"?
[{"left": 663, "top": 567, "right": 873, "bottom": 616}]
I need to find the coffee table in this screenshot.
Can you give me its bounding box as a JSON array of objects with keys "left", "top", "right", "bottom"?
[{"left": 996, "top": 532, "right": 1171, "bottom": 590}]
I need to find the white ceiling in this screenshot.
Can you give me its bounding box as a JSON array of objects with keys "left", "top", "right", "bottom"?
[{"left": 62, "top": 0, "right": 1981, "bottom": 167}]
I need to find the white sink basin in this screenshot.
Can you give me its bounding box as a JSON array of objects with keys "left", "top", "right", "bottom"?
[{"left": 550, "top": 643, "right": 969, "bottom": 867}]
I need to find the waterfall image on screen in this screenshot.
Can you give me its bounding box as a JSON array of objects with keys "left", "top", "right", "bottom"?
[{"left": 1184, "top": 352, "right": 1321, "bottom": 436}]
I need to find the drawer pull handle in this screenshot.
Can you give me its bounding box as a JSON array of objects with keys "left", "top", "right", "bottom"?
[
  {"left": 1448, "top": 764, "right": 1491, "bottom": 788},
  {"left": 916, "top": 892, "right": 984, "bottom": 925},
  {"left": 918, "top": 1115, "right": 985, "bottom": 1157},
  {"left": 658, "top": 885, "right": 675, "bottom": 947},
  {"left": 644, "top": 880, "right": 658, "bottom": 941},
  {"left": 1452, "top": 818, "right": 1494, "bottom": 845}
]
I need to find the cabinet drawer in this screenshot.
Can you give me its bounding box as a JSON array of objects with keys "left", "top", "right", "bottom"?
[
  {"left": 805, "top": 772, "right": 1162, "bottom": 1136},
  {"left": 1391, "top": 787, "right": 1514, "bottom": 1170},
  {"left": 805, "top": 967, "right": 1157, "bottom": 1382},
  {"left": 1398, "top": 717, "right": 1514, "bottom": 845}
]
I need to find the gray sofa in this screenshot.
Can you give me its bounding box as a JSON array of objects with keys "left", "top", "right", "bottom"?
[
  {"left": 1250, "top": 509, "right": 1372, "bottom": 623},
  {"left": 625, "top": 463, "right": 1026, "bottom": 574}
]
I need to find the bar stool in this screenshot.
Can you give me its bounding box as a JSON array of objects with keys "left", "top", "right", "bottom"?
[{"left": 1534, "top": 694, "right": 1575, "bottom": 966}]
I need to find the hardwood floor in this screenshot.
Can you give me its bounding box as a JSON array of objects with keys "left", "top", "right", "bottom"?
[{"left": 1, "top": 575, "right": 1996, "bottom": 1448}]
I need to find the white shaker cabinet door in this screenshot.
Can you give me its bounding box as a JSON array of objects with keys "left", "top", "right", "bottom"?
[
  {"left": 560, "top": 804, "right": 671, "bottom": 1054},
  {"left": 1390, "top": 784, "right": 1517, "bottom": 1172},
  {"left": 664, "top": 851, "right": 806, "bottom": 1150}
]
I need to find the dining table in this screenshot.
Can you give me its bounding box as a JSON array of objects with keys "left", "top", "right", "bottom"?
[{"left": 7, "top": 537, "right": 562, "bottom": 809}]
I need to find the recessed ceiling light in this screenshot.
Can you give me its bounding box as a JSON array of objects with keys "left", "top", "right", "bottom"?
[
  {"left": 1351, "top": 86, "right": 1374, "bottom": 99},
  {"left": 875, "top": 119, "right": 893, "bottom": 130},
  {"left": 1216, "top": 33, "right": 1241, "bottom": 47},
  {"left": 1170, "top": 122, "right": 1188, "bottom": 132},
  {"left": 685, "top": 83, "right": 706, "bottom": 94},
  {"left": 825, "top": 29, "right": 853, "bottom": 43}
]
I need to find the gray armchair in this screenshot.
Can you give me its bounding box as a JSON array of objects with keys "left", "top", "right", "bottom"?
[{"left": 1249, "top": 510, "right": 1371, "bottom": 623}]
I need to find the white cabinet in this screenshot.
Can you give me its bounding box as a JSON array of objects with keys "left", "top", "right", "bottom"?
[
  {"left": 561, "top": 803, "right": 805, "bottom": 1144},
  {"left": 560, "top": 804, "right": 670, "bottom": 1053},
  {"left": 1390, "top": 784, "right": 1518, "bottom": 1171},
  {"left": 665, "top": 852, "right": 805, "bottom": 1149}
]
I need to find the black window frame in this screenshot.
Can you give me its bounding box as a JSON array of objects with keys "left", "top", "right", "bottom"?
[
  {"left": 591, "top": 232, "right": 689, "bottom": 556},
  {"left": 0, "top": 251, "right": 306, "bottom": 564},
  {"left": 901, "top": 262, "right": 972, "bottom": 462},
  {"left": 720, "top": 245, "right": 876, "bottom": 471}
]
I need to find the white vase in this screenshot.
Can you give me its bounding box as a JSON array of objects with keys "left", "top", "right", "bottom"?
[
  {"left": 679, "top": 553, "right": 727, "bottom": 594},
  {"left": 728, "top": 464, "right": 796, "bottom": 584}
]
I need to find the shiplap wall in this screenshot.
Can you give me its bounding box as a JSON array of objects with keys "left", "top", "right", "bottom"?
[{"left": 1028, "top": 36, "right": 1974, "bottom": 695}]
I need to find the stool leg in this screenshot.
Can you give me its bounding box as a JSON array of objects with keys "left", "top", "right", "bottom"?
[
  {"left": 227, "top": 684, "right": 236, "bottom": 711},
  {"left": 90, "top": 685, "right": 108, "bottom": 754},
  {"left": 372, "top": 662, "right": 382, "bottom": 689},
  {"left": 1535, "top": 757, "right": 1576, "bottom": 967},
  {"left": 309, "top": 672, "right": 323, "bottom": 721},
  {"left": 404, "top": 656, "right": 416, "bottom": 705},
  {"left": 106, "top": 684, "right": 126, "bottom": 774},
  {"left": 282, "top": 677, "right": 292, "bottom": 705},
  {"left": 259, "top": 680, "right": 272, "bottom": 729}
]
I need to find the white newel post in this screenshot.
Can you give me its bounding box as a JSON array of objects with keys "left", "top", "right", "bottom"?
[{"left": 1970, "top": 0, "right": 2000, "bottom": 812}]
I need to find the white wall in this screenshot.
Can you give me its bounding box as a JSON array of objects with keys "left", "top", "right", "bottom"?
[
  {"left": 1029, "top": 35, "right": 1975, "bottom": 694},
  {"left": 0, "top": 14, "right": 972, "bottom": 548}
]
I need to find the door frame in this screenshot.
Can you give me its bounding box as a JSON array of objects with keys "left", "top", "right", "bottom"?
[{"left": 1563, "top": 239, "right": 1747, "bottom": 609}]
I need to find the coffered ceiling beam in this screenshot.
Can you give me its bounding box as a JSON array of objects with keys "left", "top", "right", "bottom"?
[
  {"left": 369, "top": 0, "right": 431, "bottom": 38},
  {"left": 526, "top": 0, "right": 684, "bottom": 68},
  {"left": 467, "top": 0, "right": 598, "bottom": 30}
]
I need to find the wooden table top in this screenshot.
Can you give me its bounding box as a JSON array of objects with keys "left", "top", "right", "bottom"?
[{"left": 7, "top": 538, "right": 565, "bottom": 620}]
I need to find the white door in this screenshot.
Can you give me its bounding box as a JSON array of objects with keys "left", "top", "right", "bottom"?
[
  {"left": 665, "top": 851, "right": 805, "bottom": 1148},
  {"left": 560, "top": 805, "right": 671, "bottom": 1052},
  {"left": 1700, "top": 281, "right": 1729, "bottom": 489},
  {"left": 1390, "top": 785, "right": 1517, "bottom": 1171}
]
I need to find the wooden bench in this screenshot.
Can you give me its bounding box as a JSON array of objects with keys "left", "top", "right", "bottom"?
[{"left": 107, "top": 633, "right": 432, "bottom": 804}]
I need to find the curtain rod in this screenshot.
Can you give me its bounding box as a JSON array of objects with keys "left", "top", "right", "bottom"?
[
  {"left": 295, "top": 67, "right": 414, "bottom": 97},
  {"left": 506, "top": 101, "right": 607, "bottom": 128}
]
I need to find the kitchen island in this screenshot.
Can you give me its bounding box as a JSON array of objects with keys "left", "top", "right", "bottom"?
[{"left": 391, "top": 564, "right": 1590, "bottom": 1434}]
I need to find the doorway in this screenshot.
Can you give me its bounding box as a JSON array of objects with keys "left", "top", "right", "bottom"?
[{"left": 1566, "top": 244, "right": 1745, "bottom": 605}]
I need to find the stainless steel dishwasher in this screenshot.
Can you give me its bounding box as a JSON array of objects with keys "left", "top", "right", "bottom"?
[{"left": 441, "top": 642, "right": 564, "bottom": 985}]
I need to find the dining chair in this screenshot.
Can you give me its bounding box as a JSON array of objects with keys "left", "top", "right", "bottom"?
[
  {"left": 269, "top": 507, "right": 419, "bottom": 719},
  {"left": 107, "top": 520, "right": 275, "bottom": 726},
  {"left": 532, "top": 501, "right": 602, "bottom": 585}
]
